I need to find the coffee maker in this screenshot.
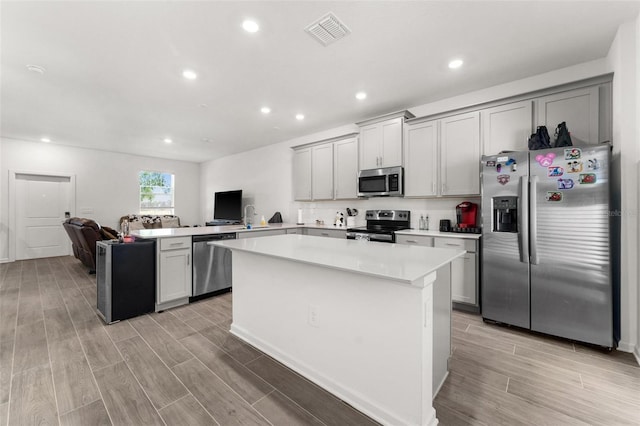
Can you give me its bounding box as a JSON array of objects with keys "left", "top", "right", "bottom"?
[{"left": 455, "top": 202, "right": 479, "bottom": 232}]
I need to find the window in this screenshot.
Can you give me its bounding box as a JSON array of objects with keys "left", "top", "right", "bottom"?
[{"left": 139, "top": 171, "right": 175, "bottom": 215}]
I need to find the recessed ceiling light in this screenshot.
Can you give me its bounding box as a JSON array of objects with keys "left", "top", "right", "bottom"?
[
  {"left": 27, "top": 64, "right": 46, "bottom": 74},
  {"left": 163, "top": 138, "right": 173, "bottom": 144},
  {"left": 182, "top": 69, "right": 197, "bottom": 80},
  {"left": 242, "top": 20, "right": 259, "bottom": 33},
  {"left": 448, "top": 59, "right": 464, "bottom": 69},
  {"left": 355, "top": 91, "right": 367, "bottom": 100},
  {"left": 261, "top": 107, "right": 271, "bottom": 114},
  {"left": 295, "top": 114, "right": 305, "bottom": 121},
  {"left": 40, "top": 137, "right": 51, "bottom": 143}
]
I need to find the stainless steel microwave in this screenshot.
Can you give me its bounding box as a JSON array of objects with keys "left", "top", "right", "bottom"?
[{"left": 358, "top": 166, "right": 403, "bottom": 197}]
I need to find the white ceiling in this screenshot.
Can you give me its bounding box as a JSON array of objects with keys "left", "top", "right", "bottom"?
[{"left": 2, "top": 1, "right": 639, "bottom": 163}]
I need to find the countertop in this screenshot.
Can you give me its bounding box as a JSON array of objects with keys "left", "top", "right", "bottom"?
[
  {"left": 130, "top": 223, "right": 482, "bottom": 240},
  {"left": 131, "top": 222, "right": 348, "bottom": 239},
  {"left": 395, "top": 229, "right": 482, "bottom": 240},
  {"left": 210, "top": 234, "right": 465, "bottom": 285}
]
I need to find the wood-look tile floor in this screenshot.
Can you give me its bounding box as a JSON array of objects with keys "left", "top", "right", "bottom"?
[{"left": 1, "top": 257, "right": 639, "bottom": 426}]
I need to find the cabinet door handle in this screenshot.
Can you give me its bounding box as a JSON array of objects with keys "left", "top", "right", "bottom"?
[
  {"left": 170, "top": 242, "right": 182, "bottom": 246},
  {"left": 187, "top": 254, "right": 190, "bottom": 265},
  {"left": 321, "top": 232, "right": 329, "bottom": 236},
  {"left": 406, "top": 240, "right": 418, "bottom": 244},
  {"left": 445, "top": 243, "right": 461, "bottom": 247},
  {"left": 432, "top": 183, "right": 436, "bottom": 194}
]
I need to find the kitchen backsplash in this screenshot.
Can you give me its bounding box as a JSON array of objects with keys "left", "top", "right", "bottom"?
[{"left": 290, "top": 196, "right": 480, "bottom": 230}]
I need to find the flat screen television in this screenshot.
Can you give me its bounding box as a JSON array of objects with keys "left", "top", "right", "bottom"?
[{"left": 211, "top": 190, "right": 243, "bottom": 225}]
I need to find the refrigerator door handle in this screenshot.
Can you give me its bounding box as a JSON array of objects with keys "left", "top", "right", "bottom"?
[
  {"left": 529, "top": 175, "right": 539, "bottom": 265},
  {"left": 519, "top": 175, "right": 529, "bottom": 263}
]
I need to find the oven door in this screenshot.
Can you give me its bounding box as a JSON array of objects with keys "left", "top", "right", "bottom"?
[{"left": 346, "top": 231, "right": 371, "bottom": 241}]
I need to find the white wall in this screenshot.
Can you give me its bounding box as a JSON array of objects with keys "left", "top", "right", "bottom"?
[
  {"left": 0, "top": 138, "right": 201, "bottom": 261},
  {"left": 200, "top": 139, "right": 294, "bottom": 224},
  {"left": 636, "top": 14, "right": 640, "bottom": 365},
  {"left": 606, "top": 17, "right": 639, "bottom": 355}
]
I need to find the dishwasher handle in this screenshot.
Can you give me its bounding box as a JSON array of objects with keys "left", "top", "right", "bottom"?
[{"left": 192, "top": 233, "right": 237, "bottom": 243}]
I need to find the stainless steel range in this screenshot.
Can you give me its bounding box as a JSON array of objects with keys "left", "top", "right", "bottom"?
[{"left": 346, "top": 210, "right": 411, "bottom": 243}]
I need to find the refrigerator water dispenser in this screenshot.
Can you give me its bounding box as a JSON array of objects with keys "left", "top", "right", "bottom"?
[{"left": 493, "top": 196, "right": 518, "bottom": 232}]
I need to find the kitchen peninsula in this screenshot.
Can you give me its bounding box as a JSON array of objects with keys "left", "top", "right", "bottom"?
[{"left": 211, "top": 234, "right": 464, "bottom": 426}]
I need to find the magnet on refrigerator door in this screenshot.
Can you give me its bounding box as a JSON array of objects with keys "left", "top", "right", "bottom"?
[
  {"left": 587, "top": 158, "right": 601, "bottom": 170},
  {"left": 578, "top": 173, "right": 597, "bottom": 184},
  {"left": 557, "top": 178, "right": 574, "bottom": 190},
  {"left": 497, "top": 175, "right": 510, "bottom": 185},
  {"left": 548, "top": 166, "right": 564, "bottom": 177},
  {"left": 546, "top": 191, "right": 563, "bottom": 202},
  {"left": 486, "top": 160, "right": 496, "bottom": 167},
  {"left": 564, "top": 148, "right": 581, "bottom": 160},
  {"left": 535, "top": 153, "right": 556, "bottom": 167},
  {"left": 567, "top": 161, "right": 583, "bottom": 173}
]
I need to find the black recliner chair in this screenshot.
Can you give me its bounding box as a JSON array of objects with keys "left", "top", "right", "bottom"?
[{"left": 62, "top": 218, "right": 117, "bottom": 273}]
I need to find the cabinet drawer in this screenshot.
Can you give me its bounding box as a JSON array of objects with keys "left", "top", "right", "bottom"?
[
  {"left": 395, "top": 235, "right": 434, "bottom": 247},
  {"left": 159, "top": 236, "right": 191, "bottom": 251},
  {"left": 434, "top": 237, "right": 476, "bottom": 252},
  {"left": 237, "top": 229, "right": 287, "bottom": 239},
  {"left": 306, "top": 228, "right": 346, "bottom": 239}
]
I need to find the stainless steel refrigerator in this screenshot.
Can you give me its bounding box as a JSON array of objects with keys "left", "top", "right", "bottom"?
[{"left": 481, "top": 144, "right": 616, "bottom": 347}]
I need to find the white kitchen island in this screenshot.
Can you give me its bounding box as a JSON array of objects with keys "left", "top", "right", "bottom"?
[{"left": 210, "top": 234, "right": 464, "bottom": 426}]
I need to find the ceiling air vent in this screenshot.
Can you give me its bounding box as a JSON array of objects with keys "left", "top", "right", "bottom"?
[{"left": 305, "top": 12, "right": 351, "bottom": 46}]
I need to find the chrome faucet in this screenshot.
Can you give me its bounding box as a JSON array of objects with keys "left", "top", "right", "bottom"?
[{"left": 244, "top": 204, "right": 256, "bottom": 226}]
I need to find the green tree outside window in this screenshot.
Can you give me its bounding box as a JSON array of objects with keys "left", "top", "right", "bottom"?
[{"left": 139, "top": 171, "right": 175, "bottom": 215}]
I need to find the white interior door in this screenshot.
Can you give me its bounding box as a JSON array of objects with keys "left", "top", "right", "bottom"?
[{"left": 15, "top": 173, "right": 74, "bottom": 260}]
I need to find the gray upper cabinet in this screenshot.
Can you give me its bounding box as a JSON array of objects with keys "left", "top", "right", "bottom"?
[
  {"left": 292, "top": 133, "right": 359, "bottom": 201},
  {"left": 292, "top": 147, "right": 312, "bottom": 201},
  {"left": 358, "top": 111, "right": 414, "bottom": 170},
  {"left": 334, "top": 136, "right": 358, "bottom": 199},
  {"left": 293, "top": 82, "right": 608, "bottom": 203},
  {"left": 311, "top": 143, "right": 334, "bottom": 200},
  {"left": 440, "top": 111, "right": 481, "bottom": 196},
  {"left": 404, "top": 120, "right": 439, "bottom": 197},
  {"left": 536, "top": 86, "right": 599, "bottom": 145},
  {"left": 482, "top": 100, "right": 533, "bottom": 155}
]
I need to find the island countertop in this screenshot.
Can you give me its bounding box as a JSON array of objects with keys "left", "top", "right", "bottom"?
[
  {"left": 210, "top": 234, "right": 464, "bottom": 285},
  {"left": 130, "top": 222, "right": 345, "bottom": 238}
]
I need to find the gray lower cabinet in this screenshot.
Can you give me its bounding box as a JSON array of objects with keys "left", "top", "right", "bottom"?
[
  {"left": 433, "top": 237, "right": 479, "bottom": 313},
  {"left": 395, "top": 234, "right": 434, "bottom": 247},
  {"left": 157, "top": 236, "right": 192, "bottom": 310},
  {"left": 396, "top": 234, "right": 480, "bottom": 313}
]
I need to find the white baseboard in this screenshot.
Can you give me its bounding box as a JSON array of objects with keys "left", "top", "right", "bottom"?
[
  {"left": 616, "top": 340, "right": 635, "bottom": 353},
  {"left": 0, "top": 258, "right": 10, "bottom": 264},
  {"left": 634, "top": 346, "right": 640, "bottom": 367}
]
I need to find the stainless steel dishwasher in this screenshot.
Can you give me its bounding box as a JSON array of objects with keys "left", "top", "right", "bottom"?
[{"left": 192, "top": 233, "right": 235, "bottom": 299}]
